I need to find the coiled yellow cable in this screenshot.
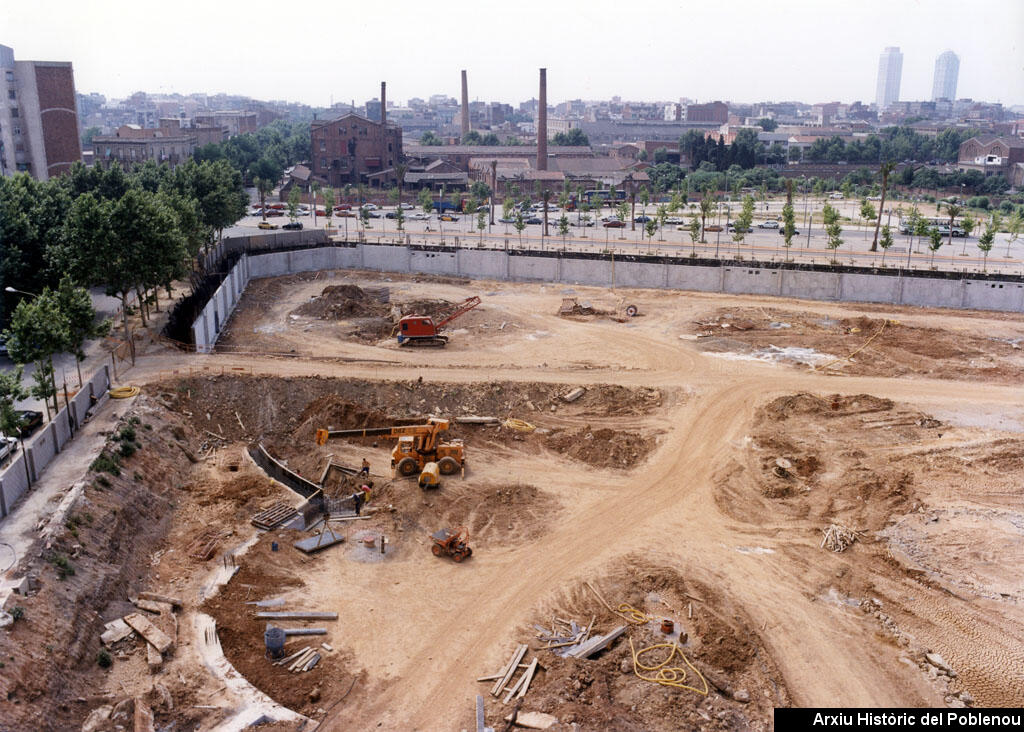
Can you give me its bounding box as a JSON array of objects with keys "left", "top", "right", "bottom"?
[
  {"left": 109, "top": 386, "right": 140, "bottom": 399},
  {"left": 629, "top": 636, "right": 709, "bottom": 696}
]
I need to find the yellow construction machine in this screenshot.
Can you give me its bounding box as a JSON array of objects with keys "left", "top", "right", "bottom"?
[{"left": 314, "top": 417, "right": 464, "bottom": 485}]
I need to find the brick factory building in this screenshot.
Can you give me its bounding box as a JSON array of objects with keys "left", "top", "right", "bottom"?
[{"left": 310, "top": 112, "right": 402, "bottom": 188}]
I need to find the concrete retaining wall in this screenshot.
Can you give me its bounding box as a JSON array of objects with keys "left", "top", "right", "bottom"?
[
  {"left": 0, "top": 365, "right": 111, "bottom": 519},
  {"left": 192, "top": 254, "right": 251, "bottom": 354},
  {"left": 191, "top": 243, "right": 1024, "bottom": 353}
]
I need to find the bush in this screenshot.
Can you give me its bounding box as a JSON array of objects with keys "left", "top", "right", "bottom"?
[
  {"left": 118, "top": 441, "right": 137, "bottom": 458},
  {"left": 96, "top": 650, "right": 112, "bottom": 668},
  {"left": 96, "top": 476, "right": 111, "bottom": 489},
  {"left": 48, "top": 553, "right": 75, "bottom": 580},
  {"left": 10, "top": 606, "right": 24, "bottom": 621},
  {"left": 90, "top": 452, "right": 121, "bottom": 476},
  {"left": 968, "top": 196, "right": 990, "bottom": 210},
  {"left": 116, "top": 426, "right": 136, "bottom": 443}
]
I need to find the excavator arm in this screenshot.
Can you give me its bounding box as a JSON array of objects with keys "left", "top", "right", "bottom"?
[
  {"left": 314, "top": 418, "right": 451, "bottom": 447},
  {"left": 436, "top": 296, "right": 481, "bottom": 329}
]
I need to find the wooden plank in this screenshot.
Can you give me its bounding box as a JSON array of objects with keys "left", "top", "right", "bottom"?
[
  {"left": 134, "top": 699, "right": 154, "bottom": 732},
  {"left": 275, "top": 647, "right": 309, "bottom": 666},
  {"left": 492, "top": 644, "right": 527, "bottom": 697},
  {"left": 569, "top": 625, "right": 626, "bottom": 659},
  {"left": 147, "top": 643, "right": 163, "bottom": 672},
  {"left": 476, "top": 673, "right": 502, "bottom": 682},
  {"left": 489, "top": 649, "right": 518, "bottom": 696},
  {"left": 255, "top": 612, "right": 338, "bottom": 620},
  {"left": 288, "top": 648, "right": 316, "bottom": 672},
  {"left": 503, "top": 667, "right": 528, "bottom": 704},
  {"left": 123, "top": 613, "right": 173, "bottom": 654},
  {"left": 137, "top": 591, "right": 183, "bottom": 608},
  {"left": 133, "top": 598, "right": 168, "bottom": 614},
  {"left": 517, "top": 658, "right": 539, "bottom": 699},
  {"left": 101, "top": 619, "right": 134, "bottom": 645},
  {"left": 301, "top": 653, "right": 321, "bottom": 672}
]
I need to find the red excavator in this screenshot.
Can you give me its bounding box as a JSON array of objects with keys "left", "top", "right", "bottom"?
[{"left": 394, "top": 296, "right": 481, "bottom": 347}]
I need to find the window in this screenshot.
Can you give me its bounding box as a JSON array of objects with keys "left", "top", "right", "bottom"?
[
  {"left": 319, "top": 140, "right": 326, "bottom": 151},
  {"left": 4, "top": 71, "right": 12, "bottom": 82},
  {"left": 13, "top": 125, "right": 20, "bottom": 135},
  {"left": 321, "top": 157, "right": 327, "bottom": 169},
  {"left": 7, "top": 90, "right": 14, "bottom": 100},
  {"left": 10, "top": 107, "right": 18, "bottom": 118}
]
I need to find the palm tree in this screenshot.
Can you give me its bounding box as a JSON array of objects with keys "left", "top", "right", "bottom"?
[
  {"left": 395, "top": 163, "right": 407, "bottom": 209},
  {"left": 542, "top": 188, "right": 552, "bottom": 238},
  {"left": 942, "top": 202, "right": 962, "bottom": 249},
  {"left": 870, "top": 161, "right": 897, "bottom": 252},
  {"left": 254, "top": 176, "right": 274, "bottom": 221}
]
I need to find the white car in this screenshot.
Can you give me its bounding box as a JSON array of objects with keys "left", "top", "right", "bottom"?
[
  {"left": 665, "top": 216, "right": 684, "bottom": 225},
  {"left": 363, "top": 203, "right": 378, "bottom": 210},
  {"left": 0, "top": 435, "right": 17, "bottom": 464},
  {"left": 409, "top": 212, "right": 430, "bottom": 220},
  {"left": 829, "top": 192, "right": 844, "bottom": 200},
  {"left": 399, "top": 203, "right": 415, "bottom": 210},
  {"left": 757, "top": 220, "right": 780, "bottom": 229}
]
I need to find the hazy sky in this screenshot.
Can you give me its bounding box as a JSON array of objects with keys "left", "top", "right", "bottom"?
[{"left": 6, "top": 0, "right": 1024, "bottom": 108}]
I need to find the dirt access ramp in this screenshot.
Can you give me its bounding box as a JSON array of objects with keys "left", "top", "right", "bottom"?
[
  {"left": 690, "top": 306, "right": 1024, "bottom": 382},
  {"left": 713, "top": 391, "right": 1024, "bottom": 708}
]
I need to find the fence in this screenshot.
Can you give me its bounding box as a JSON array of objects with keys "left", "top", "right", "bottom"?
[
  {"left": 248, "top": 443, "right": 320, "bottom": 499},
  {"left": 192, "top": 254, "right": 251, "bottom": 354},
  {"left": 0, "top": 365, "right": 111, "bottom": 520}
]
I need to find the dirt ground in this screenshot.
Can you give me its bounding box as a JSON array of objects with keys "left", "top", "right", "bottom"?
[{"left": 3, "top": 269, "right": 1024, "bottom": 732}]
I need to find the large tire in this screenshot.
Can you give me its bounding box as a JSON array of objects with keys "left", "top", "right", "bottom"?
[
  {"left": 624, "top": 305, "right": 638, "bottom": 317},
  {"left": 452, "top": 551, "right": 465, "bottom": 563},
  {"left": 397, "top": 457, "right": 419, "bottom": 477},
  {"left": 431, "top": 544, "right": 443, "bottom": 557},
  {"left": 437, "top": 456, "right": 460, "bottom": 475}
]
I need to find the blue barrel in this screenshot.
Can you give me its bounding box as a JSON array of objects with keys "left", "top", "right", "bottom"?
[
  {"left": 264, "top": 626, "right": 286, "bottom": 658},
  {"left": 271, "top": 541, "right": 279, "bottom": 552}
]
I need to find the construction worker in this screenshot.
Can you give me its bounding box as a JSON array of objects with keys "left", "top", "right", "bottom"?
[
  {"left": 359, "top": 458, "right": 370, "bottom": 477},
  {"left": 352, "top": 483, "right": 372, "bottom": 515}
]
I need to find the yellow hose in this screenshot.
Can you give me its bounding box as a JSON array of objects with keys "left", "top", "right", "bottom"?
[
  {"left": 617, "top": 603, "right": 653, "bottom": 625},
  {"left": 629, "top": 636, "right": 709, "bottom": 696},
  {"left": 813, "top": 319, "right": 890, "bottom": 372},
  {"left": 503, "top": 418, "right": 535, "bottom": 432},
  {"left": 109, "top": 386, "right": 141, "bottom": 399}
]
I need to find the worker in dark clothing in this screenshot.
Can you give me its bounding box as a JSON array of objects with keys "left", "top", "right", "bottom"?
[
  {"left": 359, "top": 458, "right": 370, "bottom": 477},
  {"left": 352, "top": 489, "right": 366, "bottom": 515}
]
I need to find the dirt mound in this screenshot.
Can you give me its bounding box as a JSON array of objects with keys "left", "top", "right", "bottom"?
[
  {"left": 202, "top": 533, "right": 361, "bottom": 716},
  {"left": 759, "top": 392, "right": 894, "bottom": 421},
  {"left": 292, "top": 284, "right": 390, "bottom": 320},
  {"left": 488, "top": 559, "right": 788, "bottom": 732},
  {"left": 293, "top": 394, "right": 395, "bottom": 440},
  {"left": 375, "top": 481, "right": 560, "bottom": 545},
  {"left": 545, "top": 427, "right": 657, "bottom": 470}
]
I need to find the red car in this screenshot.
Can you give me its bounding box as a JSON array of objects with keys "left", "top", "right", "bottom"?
[{"left": 603, "top": 220, "right": 625, "bottom": 228}]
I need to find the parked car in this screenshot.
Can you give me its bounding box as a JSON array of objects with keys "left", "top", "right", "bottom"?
[
  {"left": 634, "top": 215, "right": 652, "bottom": 223},
  {"left": 440, "top": 214, "right": 460, "bottom": 222},
  {"left": 385, "top": 211, "right": 398, "bottom": 219},
  {"left": 829, "top": 192, "right": 844, "bottom": 200},
  {"left": 410, "top": 212, "right": 430, "bottom": 220},
  {"left": 399, "top": 203, "right": 415, "bottom": 210},
  {"left": 603, "top": 220, "right": 625, "bottom": 228},
  {"left": 363, "top": 203, "right": 378, "bottom": 210},
  {"left": 258, "top": 221, "right": 279, "bottom": 230},
  {"left": 704, "top": 225, "right": 724, "bottom": 232},
  {"left": 16, "top": 410, "right": 43, "bottom": 438},
  {"left": 757, "top": 220, "right": 780, "bottom": 229},
  {"left": 867, "top": 195, "right": 882, "bottom": 201},
  {"left": 727, "top": 223, "right": 751, "bottom": 233},
  {"left": 778, "top": 228, "right": 800, "bottom": 235},
  {"left": 525, "top": 217, "right": 543, "bottom": 225},
  {"left": 334, "top": 204, "right": 352, "bottom": 211},
  {"left": 498, "top": 216, "right": 515, "bottom": 224},
  {"left": 282, "top": 221, "right": 303, "bottom": 230},
  {"left": 573, "top": 217, "right": 595, "bottom": 227},
  {"left": 267, "top": 203, "right": 287, "bottom": 210},
  {"left": 937, "top": 225, "right": 966, "bottom": 237},
  {"left": 265, "top": 209, "right": 284, "bottom": 217},
  {"left": 365, "top": 211, "right": 381, "bottom": 218},
  {"left": 665, "top": 217, "right": 684, "bottom": 225},
  {"left": 0, "top": 435, "right": 17, "bottom": 464}
]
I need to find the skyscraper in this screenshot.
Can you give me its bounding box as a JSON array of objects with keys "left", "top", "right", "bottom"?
[
  {"left": 875, "top": 46, "right": 903, "bottom": 111},
  {"left": 932, "top": 51, "right": 960, "bottom": 101}
]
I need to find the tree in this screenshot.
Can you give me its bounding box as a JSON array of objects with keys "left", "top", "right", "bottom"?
[
  {"left": 323, "top": 186, "right": 335, "bottom": 229},
  {"left": 513, "top": 210, "right": 526, "bottom": 246},
  {"left": 733, "top": 194, "right": 755, "bottom": 253},
  {"left": 0, "top": 367, "right": 29, "bottom": 450},
  {"left": 644, "top": 218, "right": 657, "bottom": 243},
  {"left": 959, "top": 212, "right": 976, "bottom": 255},
  {"left": 977, "top": 223, "right": 996, "bottom": 271},
  {"left": 418, "top": 188, "right": 433, "bottom": 216},
  {"left": 942, "top": 202, "right": 962, "bottom": 249},
  {"left": 359, "top": 205, "right": 370, "bottom": 231},
  {"left": 822, "top": 203, "right": 843, "bottom": 264},
  {"left": 395, "top": 205, "right": 405, "bottom": 233},
  {"left": 550, "top": 129, "right": 589, "bottom": 146},
  {"left": 502, "top": 197, "right": 514, "bottom": 232},
  {"left": 698, "top": 187, "right": 715, "bottom": 243},
  {"left": 756, "top": 118, "right": 778, "bottom": 132},
  {"left": 3, "top": 290, "right": 67, "bottom": 418},
  {"left": 615, "top": 201, "right": 630, "bottom": 234},
  {"left": 558, "top": 214, "right": 570, "bottom": 245},
  {"left": 781, "top": 180, "right": 797, "bottom": 253},
  {"left": 927, "top": 227, "right": 944, "bottom": 267},
  {"left": 859, "top": 199, "right": 876, "bottom": 241},
  {"left": 287, "top": 186, "right": 302, "bottom": 223},
  {"left": 870, "top": 161, "right": 897, "bottom": 252},
  {"left": 56, "top": 276, "right": 109, "bottom": 387},
  {"left": 541, "top": 189, "right": 552, "bottom": 238},
  {"left": 914, "top": 216, "right": 931, "bottom": 254},
  {"left": 477, "top": 209, "right": 487, "bottom": 242},
  {"left": 420, "top": 131, "right": 443, "bottom": 146},
  {"left": 1004, "top": 210, "right": 1022, "bottom": 258},
  {"left": 688, "top": 215, "right": 701, "bottom": 255},
  {"left": 395, "top": 163, "right": 408, "bottom": 209},
  {"left": 462, "top": 130, "right": 482, "bottom": 145},
  {"left": 656, "top": 205, "right": 668, "bottom": 241},
  {"left": 879, "top": 224, "right": 894, "bottom": 266},
  {"left": 253, "top": 176, "right": 273, "bottom": 221}
]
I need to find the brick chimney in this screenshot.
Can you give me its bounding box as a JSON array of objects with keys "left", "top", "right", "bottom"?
[
  {"left": 380, "top": 81, "right": 386, "bottom": 124},
  {"left": 537, "top": 68, "right": 547, "bottom": 171},
  {"left": 461, "top": 69, "right": 470, "bottom": 138}
]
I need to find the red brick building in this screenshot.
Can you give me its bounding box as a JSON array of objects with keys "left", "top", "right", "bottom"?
[
  {"left": 685, "top": 101, "right": 728, "bottom": 124},
  {"left": 310, "top": 112, "right": 402, "bottom": 188},
  {"left": 1, "top": 44, "right": 82, "bottom": 180},
  {"left": 958, "top": 135, "right": 1024, "bottom": 186}
]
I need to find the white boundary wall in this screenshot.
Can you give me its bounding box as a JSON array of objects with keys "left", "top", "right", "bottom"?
[
  {"left": 189, "top": 243, "right": 1024, "bottom": 354},
  {"left": 0, "top": 365, "right": 111, "bottom": 519}
]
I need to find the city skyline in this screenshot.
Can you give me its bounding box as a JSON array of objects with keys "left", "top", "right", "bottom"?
[{"left": 6, "top": 0, "right": 1024, "bottom": 109}]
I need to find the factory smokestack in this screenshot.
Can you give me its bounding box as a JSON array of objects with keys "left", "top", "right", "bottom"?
[
  {"left": 537, "top": 68, "right": 547, "bottom": 171},
  {"left": 380, "top": 81, "right": 386, "bottom": 124},
  {"left": 461, "top": 69, "right": 470, "bottom": 138}
]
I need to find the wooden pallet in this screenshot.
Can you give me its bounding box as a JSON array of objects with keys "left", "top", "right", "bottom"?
[
  {"left": 251, "top": 502, "right": 298, "bottom": 530},
  {"left": 188, "top": 530, "right": 221, "bottom": 561}
]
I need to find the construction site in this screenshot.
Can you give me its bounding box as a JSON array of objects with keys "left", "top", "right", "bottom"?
[{"left": 1, "top": 262, "right": 1023, "bottom": 732}]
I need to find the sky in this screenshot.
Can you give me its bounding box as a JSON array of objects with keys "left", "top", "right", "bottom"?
[{"left": 6, "top": 0, "right": 1024, "bottom": 108}]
